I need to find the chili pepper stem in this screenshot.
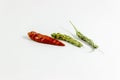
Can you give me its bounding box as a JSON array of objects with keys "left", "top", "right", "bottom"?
[{"left": 69, "top": 21, "right": 78, "bottom": 32}]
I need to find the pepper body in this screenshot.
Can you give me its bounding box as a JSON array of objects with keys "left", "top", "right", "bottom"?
[
  {"left": 28, "top": 31, "right": 65, "bottom": 46},
  {"left": 69, "top": 21, "right": 98, "bottom": 48},
  {"left": 51, "top": 33, "right": 83, "bottom": 47}
]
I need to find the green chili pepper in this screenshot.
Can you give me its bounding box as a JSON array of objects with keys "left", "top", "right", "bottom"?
[
  {"left": 51, "top": 33, "right": 83, "bottom": 47},
  {"left": 69, "top": 21, "right": 98, "bottom": 49}
]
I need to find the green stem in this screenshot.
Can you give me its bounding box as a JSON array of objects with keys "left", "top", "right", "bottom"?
[{"left": 69, "top": 21, "right": 78, "bottom": 32}]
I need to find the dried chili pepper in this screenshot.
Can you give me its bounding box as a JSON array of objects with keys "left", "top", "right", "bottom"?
[
  {"left": 69, "top": 21, "right": 98, "bottom": 49},
  {"left": 28, "top": 31, "right": 65, "bottom": 46},
  {"left": 51, "top": 33, "right": 83, "bottom": 47}
]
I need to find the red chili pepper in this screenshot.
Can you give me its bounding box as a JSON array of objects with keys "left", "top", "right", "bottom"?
[{"left": 28, "top": 31, "right": 65, "bottom": 46}]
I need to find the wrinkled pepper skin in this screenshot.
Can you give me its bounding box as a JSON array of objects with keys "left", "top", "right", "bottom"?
[
  {"left": 51, "top": 33, "right": 83, "bottom": 47},
  {"left": 28, "top": 31, "right": 65, "bottom": 46}
]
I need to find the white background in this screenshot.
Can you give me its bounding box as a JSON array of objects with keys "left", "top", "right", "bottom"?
[{"left": 0, "top": 0, "right": 120, "bottom": 80}]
